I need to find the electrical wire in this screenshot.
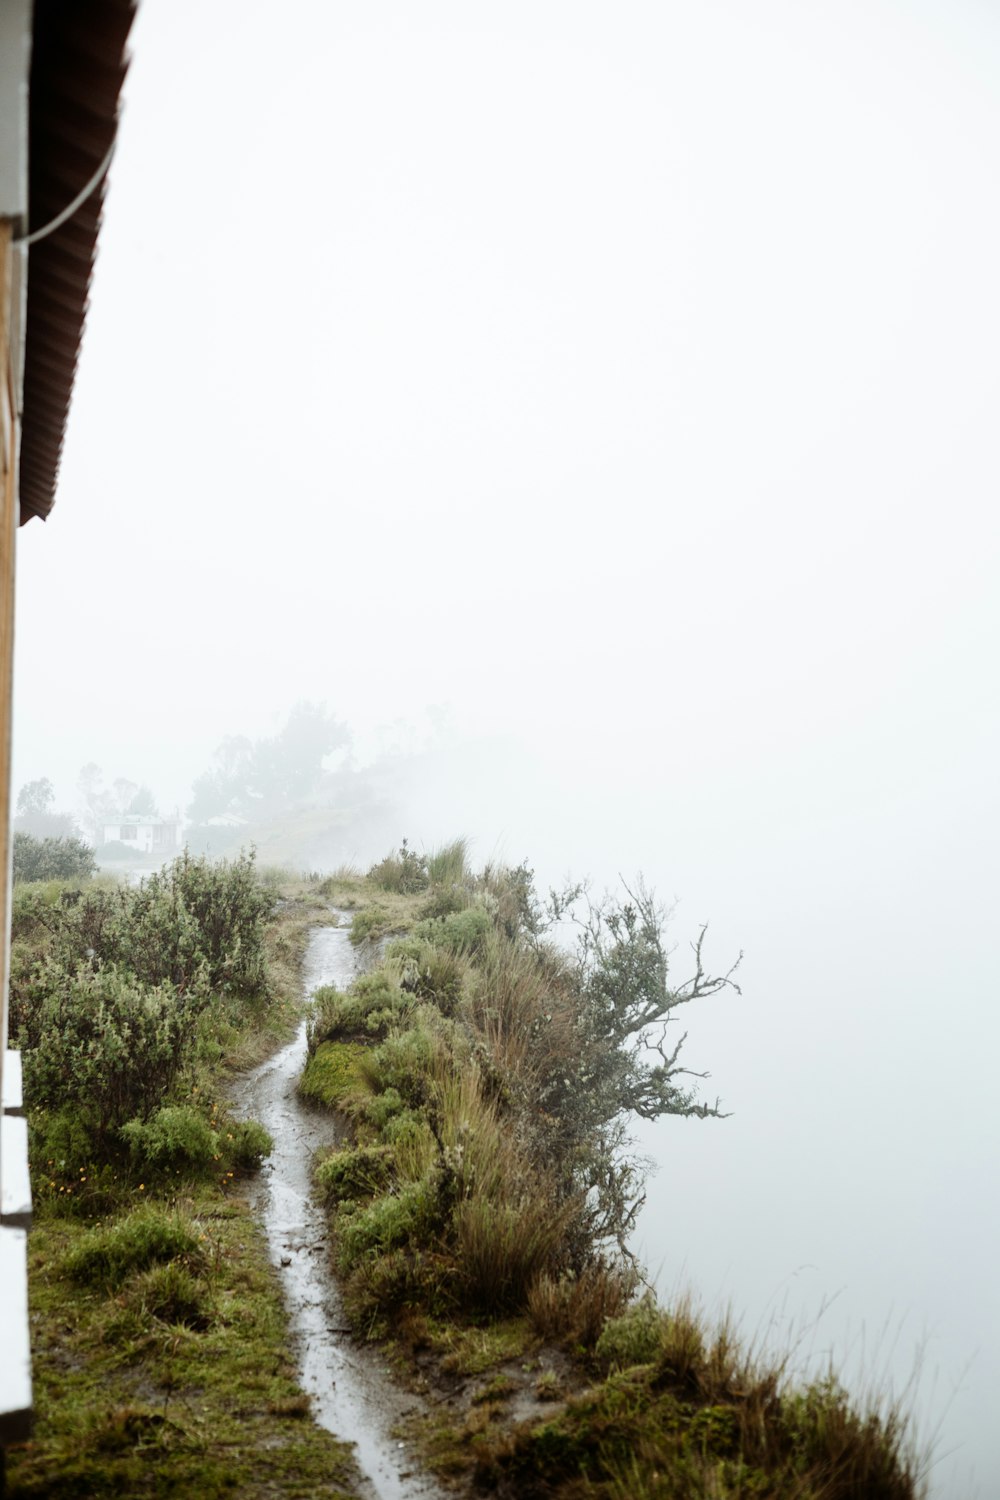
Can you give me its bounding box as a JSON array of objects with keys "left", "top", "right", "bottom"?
[{"left": 13, "top": 139, "right": 116, "bottom": 249}]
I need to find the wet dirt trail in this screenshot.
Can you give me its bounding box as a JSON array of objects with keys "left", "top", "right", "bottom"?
[{"left": 232, "top": 922, "right": 441, "bottom": 1500}]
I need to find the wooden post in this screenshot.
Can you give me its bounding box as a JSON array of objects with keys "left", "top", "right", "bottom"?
[
  {"left": 0, "top": 218, "right": 14, "bottom": 1073},
  {"left": 0, "top": 218, "right": 15, "bottom": 1070},
  {"left": 0, "top": 218, "right": 31, "bottom": 1449}
]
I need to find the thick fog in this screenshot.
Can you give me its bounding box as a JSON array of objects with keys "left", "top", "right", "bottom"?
[{"left": 12, "top": 2, "right": 998, "bottom": 1493}]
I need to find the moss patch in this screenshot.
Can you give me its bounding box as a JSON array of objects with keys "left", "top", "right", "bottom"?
[{"left": 298, "top": 1041, "right": 368, "bottom": 1110}]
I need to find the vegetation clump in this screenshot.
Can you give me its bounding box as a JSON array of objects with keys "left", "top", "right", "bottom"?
[
  {"left": 307, "top": 853, "right": 744, "bottom": 1336},
  {"left": 11, "top": 849, "right": 282, "bottom": 1204},
  {"left": 303, "top": 845, "right": 924, "bottom": 1499},
  {"left": 7, "top": 849, "right": 360, "bottom": 1498},
  {"left": 366, "top": 838, "right": 429, "bottom": 894},
  {"left": 61, "top": 1206, "right": 202, "bottom": 1289},
  {"left": 12, "top": 831, "right": 97, "bottom": 883}
]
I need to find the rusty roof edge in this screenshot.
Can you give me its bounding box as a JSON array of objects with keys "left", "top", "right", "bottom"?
[{"left": 18, "top": 0, "right": 137, "bottom": 526}]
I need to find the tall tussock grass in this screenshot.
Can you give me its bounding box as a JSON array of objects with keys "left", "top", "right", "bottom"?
[{"left": 426, "top": 837, "right": 469, "bottom": 887}]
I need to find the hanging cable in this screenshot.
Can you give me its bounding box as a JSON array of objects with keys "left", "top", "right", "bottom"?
[{"left": 13, "top": 140, "right": 116, "bottom": 249}]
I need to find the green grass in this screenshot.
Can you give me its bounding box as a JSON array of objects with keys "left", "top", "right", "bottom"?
[
  {"left": 425, "top": 837, "right": 469, "bottom": 886},
  {"left": 61, "top": 1206, "right": 203, "bottom": 1289},
  {"left": 7, "top": 1191, "right": 361, "bottom": 1499}
]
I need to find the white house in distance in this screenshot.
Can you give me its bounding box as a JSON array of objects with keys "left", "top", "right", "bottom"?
[{"left": 101, "top": 813, "right": 181, "bottom": 856}]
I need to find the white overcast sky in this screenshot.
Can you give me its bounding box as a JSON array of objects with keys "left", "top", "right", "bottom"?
[{"left": 12, "top": 2, "right": 1000, "bottom": 1493}]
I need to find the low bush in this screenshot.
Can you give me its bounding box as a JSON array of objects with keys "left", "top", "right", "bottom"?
[
  {"left": 594, "top": 1294, "right": 666, "bottom": 1371},
  {"left": 97, "top": 850, "right": 273, "bottom": 1006},
  {"left": 62, "top": 1207, "right": 202, "bottom": 1289},
  {"left": 336, "top": 1178, "right": 442, "bottom": 1274},
  {"left": 316, "top": 1144, "right": 395, "bottom": 1204},
  {"left": 308, "top": 971, "right": 414, "bottom": 1048},
  {"left": 362, "top": 1088, "right": 407, "bottom": 1132},
  {"left": 349, "top": 904, "right": 391, "bottom": 947},
  {"left": 357, "top": 1022, "right": 441, "bottom": 1110},
  {"left": 224, "top": 1118, "right": 273, "bottom": 1171},
  {"left": 367, "top": 840, "right": 429, "bottom": 894},
  {"left": 412, "top": 905, "right": 490, "bottom": 956},
  {"left": 388, "top": 938, "right": 468, "bottom": 1014},
  {"left": 22, "top": 965, "right": 192, "bottom": 1140},
  {"left": 121, "top": 1105, "right": 218, "bottom": 1174},
  {"left": 13, "top": 832, "right": 96, "bottom": 883},
  {"left": 343, "top": 1247, "right": 450, "bottom": 1328},
  {"left": 417, "top": 885, "right": 469, "bottom": 920},
  {"left": 779, "top": 1375, "right": 917, "bottom": 1499}
]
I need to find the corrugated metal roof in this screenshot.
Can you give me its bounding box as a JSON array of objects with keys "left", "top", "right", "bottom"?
[{"left": 18, "top": 0, "right": 136, "bottom": 525}]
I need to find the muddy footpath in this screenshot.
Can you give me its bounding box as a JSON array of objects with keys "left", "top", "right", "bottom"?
[{"left": 231, "top": 921, "right": 442, "bottom": 1500}]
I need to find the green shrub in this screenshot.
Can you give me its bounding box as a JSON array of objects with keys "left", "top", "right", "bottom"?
[
  {"left": 349, "top": 905, "right": 391, "bottom": 947},
  {"left": 316, "top": 1145, "right": 395, "bottom": 1204},
  {"left": 363, "top": 1087, "right": 406, "bottom": 1131},
  {"left": 22, "top": 965, "right": 191, "bottom": 1139},
  {"left": 336, "top": 1179, "right": 441, "bottom": 1272},
  {"left": 62, "top": 1207, "right": 202, "bottom": 1289},
  {"left": 594, "top": 1294, "right": 666, "bottom": 1371},
  {"left": 224, "top": 1118, "right": 273, "bottom": 1171},
  {"left": 62, "top": 849, "right": 272, "bottom": 1009},
  {"left": 121, "top": 1105, "right": 218, "bottom": 1174},
  {"left": 417, "top": 885, "right": 469, "bottom": 920},
  {"left": 391, "top": 940, "right": 468, "bottom": 1014},
  {"left": 359, "top": 1025, "right": 438, "bottom": 1109},
  {"left": 343, "top": 1247, "right": 448, "bottom": 1327},
  {"left": 413, "top": 905, "right": 490, "bottom": 956},
  {"left": 779, "top": 1375, "right": 915, "bottom": 1496},
  {"left": 367, "top": 840, "right": 429, "bottom": 894},
  {"left": 308, "top": 972, "right": 414, "bottom": 1047},
  {"left": 9, "top": 881, "right": 83, "bottom": 943},
  {"left": 12, "top": 832, "right": 96, "bottom": 884}
]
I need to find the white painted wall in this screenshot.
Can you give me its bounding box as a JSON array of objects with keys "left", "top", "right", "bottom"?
[{"left": 102, "top": 820, "right": 180, "bottom": 855}]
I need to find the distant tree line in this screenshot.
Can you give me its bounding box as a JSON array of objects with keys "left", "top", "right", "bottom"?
[{"left": 186, "top": 701, "right": 349, "bottom": 844}]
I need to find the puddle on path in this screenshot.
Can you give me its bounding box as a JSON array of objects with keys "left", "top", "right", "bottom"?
[{"left": 232, "top": 922, "right": 441, "bottom": 1500}]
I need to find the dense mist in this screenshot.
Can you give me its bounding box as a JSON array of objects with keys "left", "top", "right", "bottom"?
[{"left": 12, "top": 1, "right": 998, "bottom": 1493}]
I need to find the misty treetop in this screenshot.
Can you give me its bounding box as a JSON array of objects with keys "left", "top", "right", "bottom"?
[
  {"left": 187, "top": 702, "right": 350, "bottom": 832},
  {"left": 77, "top": 764, "right": 163, "bottom": 842},
  {"left": 14, "top": 776, "right": 80, "bottom": 841}
]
